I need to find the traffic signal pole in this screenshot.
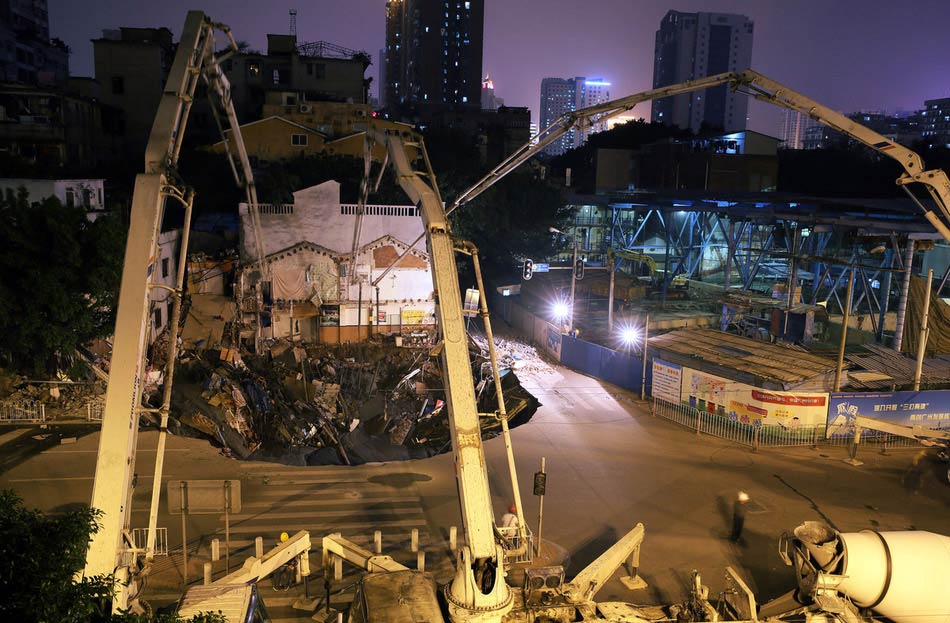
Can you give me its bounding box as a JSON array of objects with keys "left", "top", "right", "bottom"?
[{"left": 569, "top": 239, "right": 578, "bottom": 335}]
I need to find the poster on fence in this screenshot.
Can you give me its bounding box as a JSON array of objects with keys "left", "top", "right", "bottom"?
[
  {"left": 826, "top": 391, "right": 950, "bottom": 438},
  {"left": 652, "top": 358, "right": 682, "bottom": 403},
  {"left": 680, "top": 367, "right": 828, "bottom": 427}
]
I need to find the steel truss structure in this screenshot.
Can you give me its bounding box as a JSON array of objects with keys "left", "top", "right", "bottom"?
[{"left": 591, "top": 192, "right": 946, "bottom": 344}]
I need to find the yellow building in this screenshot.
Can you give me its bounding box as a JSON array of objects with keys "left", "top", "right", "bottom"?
[{"left": 209, "top": 98, "right": 412, "bottom": 163}]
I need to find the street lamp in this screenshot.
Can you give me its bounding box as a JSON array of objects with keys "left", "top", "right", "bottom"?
[{"left": 550, "top": 227, "right": 578, "bottom": 335}]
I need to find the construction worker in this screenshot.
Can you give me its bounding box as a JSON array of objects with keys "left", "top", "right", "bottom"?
[
  {"left": 500, "top": 504, "right": 520, "bottom": 550},
  {"left": 501, "top": 504, "right": 519, "bottom": 529}
]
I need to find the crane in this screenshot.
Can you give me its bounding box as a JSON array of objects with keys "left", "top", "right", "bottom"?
[{"left": 82, "top": 11, "right": 267, "bottom": 613}]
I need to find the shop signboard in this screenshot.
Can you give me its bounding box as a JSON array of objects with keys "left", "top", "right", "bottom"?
[{"left": 652, "top": 358, "right": 682, "bottom": 404}]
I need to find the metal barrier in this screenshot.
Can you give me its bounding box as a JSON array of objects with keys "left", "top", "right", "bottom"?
[
  {"left": 132, "top": 527, "right": 168, "bottom": 556},
  {"left": 652, "top": 398, "right": 853, "bottom": 450},
  {"left": 86, "top": 400, "right": 104, "bottom": 421},
  {"left": 0, "top": 400, "right": 46, "bottom": 423},
  {"left": 497, "top": 525, "right": 534, "bottom": 564}
]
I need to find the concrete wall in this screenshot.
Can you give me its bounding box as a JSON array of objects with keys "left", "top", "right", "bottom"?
[
  {"left": 239, "top": 181, "right": 425, "bottom": 259},
  {"left": 0, "top": 178, "right": 105, "bottom": 211}
]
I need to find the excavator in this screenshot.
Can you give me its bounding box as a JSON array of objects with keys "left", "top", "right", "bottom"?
[
  {"left": 598, "top": 249, "right": 689, "bottom": 304},
  {"left": 81, "top": 7, "right": 950, "bottom": 623}
]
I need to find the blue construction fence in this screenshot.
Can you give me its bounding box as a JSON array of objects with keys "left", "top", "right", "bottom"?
[
  {"left": 560, "top": 335, "right": 652, "bottom": 394},
  {"left": 490, "top": 293, "right": 650, "bottom": 393}
]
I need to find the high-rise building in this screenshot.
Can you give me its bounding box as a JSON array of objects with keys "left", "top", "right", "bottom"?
[
  {"left": 651, "top": 10, "right": 753, "bottom": 134},
  {"left": 0, "top": 0, "right": 68, "bottom": 85},
  {"left": 384, "top": 0, "right": 485, "bottom": 115},
  {"left": 575, "top": 78, "right": 610, "bottom": 146},
  {"left": 779, "top": 110, "right": 819, "bottom": 149},
  {"left": 539, "top": 76, "right": 611, "bottom": 156}
]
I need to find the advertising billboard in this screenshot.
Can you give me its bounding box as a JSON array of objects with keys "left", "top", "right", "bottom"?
[
  {"left": 681, "top": 367, "right": 828, "bottom": 427},
  {"left": 827, "top": 390, "right": 950, "bottom": 438}
]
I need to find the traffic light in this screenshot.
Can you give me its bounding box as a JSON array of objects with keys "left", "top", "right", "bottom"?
[
  {"left": 522, "top": 259, "right": 534, "bottom": 280},
  {"left": 574, "top": 259, "right": 584, "bottom": 280}
]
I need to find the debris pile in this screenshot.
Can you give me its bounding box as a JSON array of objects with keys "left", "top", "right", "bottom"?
[
  {"left": 0, "top": 373, "right": 107, "bottom": 420},
  {"left": 167, "top": 335, "right": 540, "bottom": 466}
]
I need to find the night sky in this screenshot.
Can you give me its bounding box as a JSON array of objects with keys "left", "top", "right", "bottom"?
[{"left": 50, "top": 0, "right": 950, "bottom": 137}]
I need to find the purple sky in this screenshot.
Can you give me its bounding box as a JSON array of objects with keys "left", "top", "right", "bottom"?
[{"left": 51, "top": 0, "right": 950, "bottom": 137}]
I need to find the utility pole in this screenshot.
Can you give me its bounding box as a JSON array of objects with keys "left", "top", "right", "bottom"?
[{"left": 569, "top": 237, "right": 578, "bottom": 335}]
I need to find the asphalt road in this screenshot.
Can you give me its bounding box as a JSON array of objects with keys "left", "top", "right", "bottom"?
[{"left": 1, "top": 357, "right": 948, "bottom": 621}]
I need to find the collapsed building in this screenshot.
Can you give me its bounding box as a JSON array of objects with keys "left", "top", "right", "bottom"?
[{"left": 234, "top": 180, "right": 436, "bottom": 347}]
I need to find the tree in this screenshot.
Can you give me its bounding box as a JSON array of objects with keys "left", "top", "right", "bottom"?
[
  {"left": 0, "top": 189, "right": 125, "bottom": 374},
  {"left": 0, "top": 490, "right": 223, "bottom": 622}
]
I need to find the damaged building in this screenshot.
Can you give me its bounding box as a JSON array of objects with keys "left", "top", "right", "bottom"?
[{"left": 236, "top": 180, "right": 436, "bottom": 346}]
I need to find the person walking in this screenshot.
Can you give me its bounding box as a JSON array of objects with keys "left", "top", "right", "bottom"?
[{"left": 730, "top": 491, "right": 750, "bottom": 542}]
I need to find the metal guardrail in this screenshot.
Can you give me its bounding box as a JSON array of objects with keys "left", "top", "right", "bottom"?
[
  {"left": 0, "top": 400, "right": 46, "bottom": 423},
  {"left": 497, "top": 525, "right": 533, "bottom": 564},
  {"left": 87, "top": 400, "right": 105, "bottom": 421},
  {"left": 132, "top": 527, "right": 168, "bottom": 557},
  {"left": 649, "top": 398, "right": 894, "bottom": 450}
]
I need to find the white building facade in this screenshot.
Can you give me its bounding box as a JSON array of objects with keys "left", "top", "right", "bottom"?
[{"left": 237, "top": 180, "right": 435, "bottom": 343}]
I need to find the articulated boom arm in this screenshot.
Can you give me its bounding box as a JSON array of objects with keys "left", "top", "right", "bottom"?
[
  {"left": 450, "top": 71, "right": 739, "bottom": 214},
  {"left": 370, "top": 127, "right": 512, "bottom": 623},
  {"left": 737, "top": 69, "right": 950, "bottom": 240},
  {"left": 85, "top": 10, "right": 259, "bottom": 613},
  {"left": 449, "top": 69, "right": 950, "bottom": 242}
]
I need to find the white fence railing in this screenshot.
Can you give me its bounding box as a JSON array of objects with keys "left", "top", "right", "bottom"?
[
  {"left": 131, "top": 527, "right": 168, "bottom": 557},
  {"left": 497, "top": 525, "right": 534, "bottom": 564},
  {"left": 650, "top": 398, "right": 916, "bottom": 451},
  {"left": 86, "top": 400, "right": 105, "bottom": 421},
  {"left": 0, "top": 400, "right": 46, "bottom": 423}
]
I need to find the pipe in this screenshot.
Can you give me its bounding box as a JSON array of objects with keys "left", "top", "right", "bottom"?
[
  {"left": 914, "top": 269, "right": 933, "bottom": 391},
  {"left": 146, "top": 186, "right": 193, "bottom": 559},
  {"left": 876, "top": 248, "right": 894, "bottom": 342},
  {"left": 466, "top": 243, "right": 528, "bottom": 556},
  {"left": 833, "top": 267, "right": 854, "bottom": 392},
  {"left": 892, "top": 239, "right": 915, "bottom": 352}
]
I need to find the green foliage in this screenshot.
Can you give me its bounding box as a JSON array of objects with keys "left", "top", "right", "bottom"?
[
  {"left": 450, "top": 168, "right": 571, "bottom": 274},
  {"left": 0, "top": 188, "right": 125, "bottom": 374},
  {"left": 0, "top": 490, "right": 224, "bottom": 623},
  {"left": 0, "top": 489, "right": 113, "bottom": 622}
]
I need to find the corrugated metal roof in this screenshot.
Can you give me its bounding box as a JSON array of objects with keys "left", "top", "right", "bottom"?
[{"left": 648, "top": 327, "right": 839, "bottom": 390}]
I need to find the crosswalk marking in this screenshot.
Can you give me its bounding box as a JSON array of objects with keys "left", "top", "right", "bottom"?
[{"left": 140, "top": 470, "right": 455, "bottom": 623}]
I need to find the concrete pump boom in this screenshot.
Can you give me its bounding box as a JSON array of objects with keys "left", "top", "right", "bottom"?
[
  {"left": 83, "top": 11, "right": 261, "bottom": 613},
  {"left": 368, "top": 126, "right": 513, "bottom": 623},
  {"left": 375, "top": 68, "right": 950, "bottom": 292}
]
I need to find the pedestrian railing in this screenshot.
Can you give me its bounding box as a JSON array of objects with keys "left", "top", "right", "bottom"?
[
  {"left": 650, "top": 398, "right": 909, "bottom": 451},
  {"left": 86, "top": 399, "right": 105, "bottom": 421},
  {"left": 0, "top": 399, "right": 46, "bottom": 423}
]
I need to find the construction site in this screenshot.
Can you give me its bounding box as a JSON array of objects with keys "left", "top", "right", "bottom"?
[{"left": 3, "top": 8, "right": 950, "bottom": 623}]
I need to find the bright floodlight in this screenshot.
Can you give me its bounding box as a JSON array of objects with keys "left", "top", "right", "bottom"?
[
  {"left": 552, "top": 301, "right": 570, "bottom": 320},
  {"left": 621, "top": 326, "right": 639, "bottom": 345}
]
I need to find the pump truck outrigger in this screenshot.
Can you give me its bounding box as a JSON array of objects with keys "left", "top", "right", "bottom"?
[{"left": 84, "top": 6, "right": 950, "bottom": 620}]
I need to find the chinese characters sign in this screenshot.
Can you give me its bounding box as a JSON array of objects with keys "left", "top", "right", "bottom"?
[
  {"left": 681, "top": 368, "right": 828, "bottom": 427},
  {"left": 827, "top": 391, "right": 950, "bottom": 437}
]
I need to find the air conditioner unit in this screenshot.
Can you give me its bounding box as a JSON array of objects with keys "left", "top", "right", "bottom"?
[{"left": 299, "top": 104, "right": 312, "bottom": 113}]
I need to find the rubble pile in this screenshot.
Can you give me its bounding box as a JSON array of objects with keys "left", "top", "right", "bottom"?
[
  {"left": 0, "top": 373, "right": 107, "bottom": 420},
  {"left": 167, "top": 335, "right": 540, "bottom": 466}
]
